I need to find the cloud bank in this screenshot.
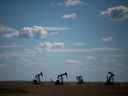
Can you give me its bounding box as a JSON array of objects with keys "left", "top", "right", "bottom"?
[
  {"left": 47, "top": 47, "right": 119, "bottom": 53},
  {"left": 101, "top": 5, "right": 128, "bottom": 21},
  {"left": 0, "top": 25, "right": 70, "bottom": 39},
  {"left": 20, "top": 26, "right": 48, "bottom": 38}
]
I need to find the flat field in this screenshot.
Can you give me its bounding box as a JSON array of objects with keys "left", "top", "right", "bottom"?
[{"left": 0, "top": 81, "right": 128, "bottom": 96}]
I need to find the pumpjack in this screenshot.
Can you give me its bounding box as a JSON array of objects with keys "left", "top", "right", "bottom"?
[
  {"left": 32, "top": 72, "right": 43, "bottom": 84},
  {"left": 106, "top": 72, "right": 115, "bottom": 85},
  {"left": 76, "top": 75, "right": 84, "bottom": 84},
  {"left": 55, "top": 72, "right": 68, "bottom": 85}
]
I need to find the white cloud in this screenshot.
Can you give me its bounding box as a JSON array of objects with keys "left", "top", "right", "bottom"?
[
  {"left": 40, "top": 42, "right": 64, "bottom": 50},
  {"left": 46, "top": 27, "right": 70, "bottom": 36},
  {"left": 47, "top": 47, "right": 119, "bottom": 52},
  {"left": 21, "top": 26, "right": 70, "bottom": 38},
  {"left": 44, "top": 27, "right": 71, "bottom": 31},
  {"left": 101, "top": 5, "right": 128, "bottom": 21},
  {"left": 20, "top": 26, "right": 48, "bottom": 38},
  {"left": 0, "top": 25, "right": 48, "bottom": 38},
  {"left": 0, "top": 25, "right": 70, "bottom": 38},
  {"left": 66, "top": 59, "right": 81, "bottom": 64},
  {"left": 64, "top": 0, "right": 82, "bottom": 6},
  {"left": 72, "top": 42, "right": 87, "bottom": 46},
  {"left": 62, "top": 13, "right": 78, "bottom": 19},
  {"left": 102, "top": 36, "right": 112, "bottom": 42}
]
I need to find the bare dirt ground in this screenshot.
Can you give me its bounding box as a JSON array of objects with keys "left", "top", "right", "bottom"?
[{"left": 0, "top": 81, "right": 128, "bottom": 96}]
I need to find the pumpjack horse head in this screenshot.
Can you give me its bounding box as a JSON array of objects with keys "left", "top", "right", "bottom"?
[{"left": 106, "top": 72, "right": 115, "bottom": 85}]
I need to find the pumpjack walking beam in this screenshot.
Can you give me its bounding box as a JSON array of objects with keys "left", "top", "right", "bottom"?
[
  {"left": 55, "top": 72, "right": 68, "bottom": 85},
  {"left": 32, "top": 72, "right": 43, "bottom": 84}
]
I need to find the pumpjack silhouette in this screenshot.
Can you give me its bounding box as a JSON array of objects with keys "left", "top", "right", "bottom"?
[
  {"left": 76, "top": 75, "right": 84, "bottom": 84},
  {"left": 55, "top": 72, "right": 68, "bottom": 85},
  {"left": 32, "top": 72, "right": 43, "bottom": 84},
  {"left": 106, "top": 72, "right": 115, "bottom": 85}
]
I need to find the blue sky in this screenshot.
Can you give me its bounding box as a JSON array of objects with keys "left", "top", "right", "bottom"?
[{"left": 0, "top": 0, "right": 128, "bottom": 82}]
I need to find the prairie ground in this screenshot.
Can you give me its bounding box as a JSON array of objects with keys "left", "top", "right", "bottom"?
[{"left": 0, "top": 81, "right": 128, "bottom": 96}]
